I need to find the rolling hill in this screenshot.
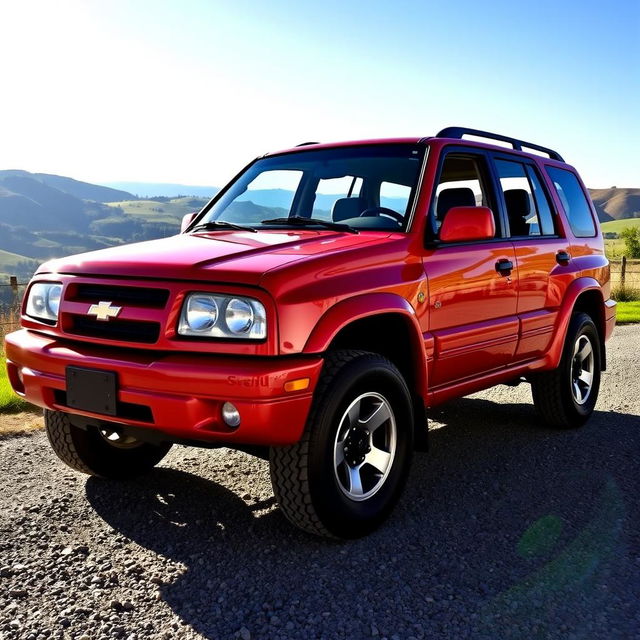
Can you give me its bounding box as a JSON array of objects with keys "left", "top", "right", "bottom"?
[
  {"left": 589, "top": 188, "right": 640, "bottom": 222},
  {"left": 0, "top": 170, "right": 135, "bottom": 203},
  {"left": 0, "top": 171, "right": 210, "bottom": 282}
]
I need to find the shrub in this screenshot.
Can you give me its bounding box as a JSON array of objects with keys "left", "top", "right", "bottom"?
[
  {"left": 611, "top": 285, "right": 640, "bottom": 302},
  {"left": 621, "top": 228, "right": 640, "bottom": 258}
]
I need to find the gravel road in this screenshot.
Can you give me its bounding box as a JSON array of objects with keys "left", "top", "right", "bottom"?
[{"left": 1, "top": 325, "right": 639, "bottom": 640}]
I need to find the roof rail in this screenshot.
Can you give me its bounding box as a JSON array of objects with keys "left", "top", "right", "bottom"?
[
  {"left": 435, "top": 127, "right": 564, "bottom": 162},
  {"left": 296, "top": 141, "right": 320, "bottom": 147}
]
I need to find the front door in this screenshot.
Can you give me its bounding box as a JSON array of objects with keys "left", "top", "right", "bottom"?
[{"left": 423, "top": 150, "right": 519, "bottom": 388}]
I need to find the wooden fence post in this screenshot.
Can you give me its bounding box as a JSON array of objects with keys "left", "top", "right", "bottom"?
[
  {"left": 621, "top": 256, "right": 626, "bottom": 289},
  {"left": 10, "top": 276, "right": 18, "bottom": 293}
]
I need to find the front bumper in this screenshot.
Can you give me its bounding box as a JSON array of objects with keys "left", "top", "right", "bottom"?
[{"left": 4, "top": 329, "right": 323, "bottom": 446}]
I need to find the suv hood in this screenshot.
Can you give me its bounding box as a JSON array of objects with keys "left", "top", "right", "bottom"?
[{"left": 37, "top": 230, "right": 389, "bottom": 285}]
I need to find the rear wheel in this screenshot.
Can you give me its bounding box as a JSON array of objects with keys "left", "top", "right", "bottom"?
[
  {"left": 269, "top": 350, "right": 413, "bottom": 538},
  {"left": 531, "top": 312, "right": 601, "bottom": 428},
  {"left": 44, "top": 410, "right": 172, "bottom": 478}
]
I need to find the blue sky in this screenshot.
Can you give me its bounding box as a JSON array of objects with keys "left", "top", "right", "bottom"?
[{"left": 1, "top": 0, "right": 638, "bottom": 187}]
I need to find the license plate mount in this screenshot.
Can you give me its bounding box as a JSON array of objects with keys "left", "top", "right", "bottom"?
[{"left": 66, "top": 366, "right": 117, "bottom": 416}]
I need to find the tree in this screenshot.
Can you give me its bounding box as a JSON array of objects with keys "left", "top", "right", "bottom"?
[{"left": 621, "top": 227, "right": 640, "bottom": 258}]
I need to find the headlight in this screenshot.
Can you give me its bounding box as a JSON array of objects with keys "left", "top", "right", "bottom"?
[
  {"left": 178, "top": 293, "right": 266, "bottom": 339},
  {"left": 184, "top": 295, "right": 218, "bottom": 332},
  {"left": 26, "top": 282, "right": 63, "bottom": 323},
  {"left": 225, "top": 298, "right": 254, "bottom": 333}
]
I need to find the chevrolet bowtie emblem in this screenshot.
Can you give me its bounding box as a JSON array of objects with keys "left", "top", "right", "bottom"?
[{"left": 87, "top": 301, "right": 122, "bottom": 321}]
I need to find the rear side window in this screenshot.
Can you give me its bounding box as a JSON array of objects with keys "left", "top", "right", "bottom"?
[
  {"left": 494, "top": 159, "right": 556, "bottom": 236},
  {"left": 495, "top": 160, "right": 539, "bottom": 236},
  {"left": 546, "top": 167, "right": 596, "bottom": 237},
  {"left": 525, "top": 166, "right": 556, "bottom": 235}
]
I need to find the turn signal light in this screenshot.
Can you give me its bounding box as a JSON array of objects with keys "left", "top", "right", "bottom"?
[{"left": 284, "top": 378, "right": 310, "bottom": 393}]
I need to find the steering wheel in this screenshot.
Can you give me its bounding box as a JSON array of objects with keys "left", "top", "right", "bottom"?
[{"left": 359, "top": 207, "right": 404, "bottom": 224}]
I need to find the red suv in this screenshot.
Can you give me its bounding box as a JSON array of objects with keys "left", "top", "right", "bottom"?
[{"left": 5, "top": 127, "right": 616, "bottom": 538}]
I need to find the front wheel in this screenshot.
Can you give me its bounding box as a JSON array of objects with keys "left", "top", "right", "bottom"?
[
  {"left": 45, "top": 410, "right": 172, "bottom": 479},
  {"left": 531, "top": 312, "right": 601, "bottom": 428},
  {"left": 269, "top": 350, "right": 414, "bottom": 538}
]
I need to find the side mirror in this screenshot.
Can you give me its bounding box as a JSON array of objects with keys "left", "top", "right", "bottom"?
[
  {"left": 439, "top": 206, "right": 495, "bottom": 243},
  {"left": 181, "top": 212, "right": 197, "bottom": 233}
]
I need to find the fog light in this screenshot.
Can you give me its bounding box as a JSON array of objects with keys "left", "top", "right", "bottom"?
[
  {"left": 221, "top": 402, "right": 241, "bottom": 428},
  {"left": 7, "top": 362, "right": 25, "bottom": 395}
]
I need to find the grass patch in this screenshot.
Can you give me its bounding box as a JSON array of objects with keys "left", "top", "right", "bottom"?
[
  {"left": 1, "top": 303, "right": 28, "bottom": 413},
  {"left": 0, "top": 405, "right": 43, "bottom": 437},
  {"left": 617, "top": 301, "right": 640, "bottom": 324},
  {"left": 0, "top": 356, "right": 28, "bottom": 413},
  {"left": 604, "top": 238, "right": 626, "bottom": 258}
]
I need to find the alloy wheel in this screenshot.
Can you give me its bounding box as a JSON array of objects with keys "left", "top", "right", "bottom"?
[
  {"left": 571, "top": 334, "right": 595, "bottom": 405},
  {"left": 333, "top": 392, "right": 397, "bottom": 501}
]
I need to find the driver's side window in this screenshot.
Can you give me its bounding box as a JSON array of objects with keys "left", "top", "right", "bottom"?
[{"left": 432, "top": 154, "right": 497, "bottom": 235}]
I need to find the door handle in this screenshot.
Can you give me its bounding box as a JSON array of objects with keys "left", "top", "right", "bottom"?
[
  {"left": 556, "top": 250, "right": 571, "bottom": 265},
  {"left": 495, "top": 259, "right": 513, "bottom": 275}
]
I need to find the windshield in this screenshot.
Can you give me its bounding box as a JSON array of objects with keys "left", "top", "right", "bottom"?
[{"left": 194, "top": 144, "right": 425, "bottom": 232}]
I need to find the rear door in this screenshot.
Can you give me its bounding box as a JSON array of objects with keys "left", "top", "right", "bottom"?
[
  {"left": 491, "top": 154, "right": 571, "bottom": 360},
  {"left": 424, "top": 148, "right": 519, "bottom": 387}
]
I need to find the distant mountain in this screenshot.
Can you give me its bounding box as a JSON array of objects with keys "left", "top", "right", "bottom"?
[
  {"left": 589, "top": 188, "right": 640, "bottom": 222},
  {"left": 101, "top": 182, "right": 219, "bottom": 199},
  {"left": 0, "top": 173, "right": 105, "bottom": 231},
  {"left": 0, "top": 170, "right": 135, "bottom": 203}
]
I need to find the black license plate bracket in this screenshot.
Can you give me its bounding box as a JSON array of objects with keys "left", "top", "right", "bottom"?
[{"left": 66, "top": 366, "right": 118, "bottom": 416}]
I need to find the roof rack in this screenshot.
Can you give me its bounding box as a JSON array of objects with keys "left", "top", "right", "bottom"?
[
  {"left": 435, "top": 127, "right": 564, "bottom": 162},
  {"left": 296, "top": 141, "right": 320, "bottom": 147}
]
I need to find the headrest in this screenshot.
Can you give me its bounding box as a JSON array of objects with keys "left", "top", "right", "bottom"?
[
  {"left": 504, "top": 189, "right": 531, "bottom": 217},
  {"left": 331, "top": 197, "right": 362, "bottom": 222},
  {"left": 436, "top": 187, "right": 476, "bottom": 219}
]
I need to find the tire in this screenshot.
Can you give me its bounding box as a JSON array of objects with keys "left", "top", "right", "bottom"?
[
  {"left": 269, "top": 350, "right": 414, "bottom": 538},
  {"left": 44, "top": 410, "right": 172, "bottom": 479},
  {"left": 531, "top": 312, "right": 601, "bottom": 429}
]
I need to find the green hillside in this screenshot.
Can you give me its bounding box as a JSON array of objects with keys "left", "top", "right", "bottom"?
[
  {"left": 0, "top": 249, "right": 39, "bottom": 280},
  {"left": 105, "top": 197, "right": 207, "bottom": 223},
  {"left": 601, "top": 218, "right": 640, "bottom": 234},
  {"left": 602, "top": 218, "right": 640, "bottom": 258}
]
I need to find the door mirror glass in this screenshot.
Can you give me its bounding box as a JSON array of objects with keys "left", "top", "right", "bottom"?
[{"left": 439, "top": 206, "right": 495, "bottom": 243}]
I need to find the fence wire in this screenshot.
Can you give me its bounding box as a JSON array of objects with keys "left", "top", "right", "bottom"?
[{"left": 610, "top": 259, "right": 640, "bottom": 288}]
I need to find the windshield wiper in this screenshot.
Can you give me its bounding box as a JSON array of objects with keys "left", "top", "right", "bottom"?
[
  {"left": 190, "top": 220, "right": 257, "bottom": 233},
  {"left": 260, "top": 216, "right": 359, "bottom": 234}
]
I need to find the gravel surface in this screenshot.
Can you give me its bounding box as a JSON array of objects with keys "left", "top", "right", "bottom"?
[{"left": 1, "top": 325, "right": 638, "bottom": 640}]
